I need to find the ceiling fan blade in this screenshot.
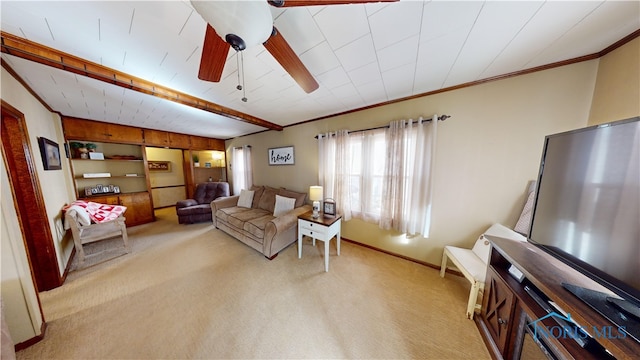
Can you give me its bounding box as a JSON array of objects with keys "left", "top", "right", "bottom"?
[
  {"left": 268, "top": 0, "right": 397, "bottom": 7},
  {"left": 263, "top": 27, "right": 319, "bottom": 94},
  {"left": 198, "top": 24, "right": 230, "bottom": 82}
]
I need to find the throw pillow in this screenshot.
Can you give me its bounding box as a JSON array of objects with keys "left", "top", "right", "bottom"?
[
  {"left": 273, "top": 195, "right": 295, "bottom": 217},
  {"left": 67, "top": 205, "right": 91, "bottom": 226},
  {"left": 238, "top": 189, "right": 255, "bottom": 208},
  {"left": 279, "top": 188, "right": 307, "bottom": 208},
  {"left": 258, "top": 186, "right": 279, "bottom": 212},
  {"left": 514, "top": 190, "right": 535, "bottom": 236}
]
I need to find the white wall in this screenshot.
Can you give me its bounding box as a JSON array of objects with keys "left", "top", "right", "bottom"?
[
  {"left": 1, "top": 158, "right": 43, "bottom": 344},
  {"left": 1, "top": 67, "right": 76, "bottom": 274},
  {"left": 226, "top": 60, "right": 599, "bottom": 266},
  {"left": 1, "top": 66, "right": 77, "bottom": 346}
]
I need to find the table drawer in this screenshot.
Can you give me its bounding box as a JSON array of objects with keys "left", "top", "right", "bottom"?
[{"left": 299, "top": 220, "right": 327, "bottom": 237}]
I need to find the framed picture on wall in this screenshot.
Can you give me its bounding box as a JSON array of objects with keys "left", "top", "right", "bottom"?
[
  {"left": 268, "top": 146, "right": 294, "bottom": 165},
  {"left": 148, "top": 161, "right": 171, "bottom": 171},
  {"left": 38, "top": 137, "right": 62, "bottom": 170}
]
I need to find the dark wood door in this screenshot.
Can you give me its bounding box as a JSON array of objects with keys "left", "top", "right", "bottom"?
[
  {"left": 2, "top": 100, "right": 62, "bottom": 291},
  {"left": 482, "top": 268, "right": 516, "bottom": 355}
]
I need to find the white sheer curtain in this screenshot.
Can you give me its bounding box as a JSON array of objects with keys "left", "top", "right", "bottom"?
[
  {"left": 317, "top": 115, "right": 438, "bottom": 237},
  {"left": 318, "top": 130, "right": 352, "bottom": 220},
  {"left": 231, "top": 145, "right": 253, "bottom": 195},
  {"left": 380, "top": 115, "right": 438, "bottom": 237}
]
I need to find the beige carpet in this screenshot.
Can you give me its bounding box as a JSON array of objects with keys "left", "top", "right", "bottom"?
[{"left": 17, "top": 208, "right": 490, "bottom": 359}]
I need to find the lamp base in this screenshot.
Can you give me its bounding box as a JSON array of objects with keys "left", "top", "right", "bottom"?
[{"left": 312, "top": 200, "right": 320, "bottom": 218}]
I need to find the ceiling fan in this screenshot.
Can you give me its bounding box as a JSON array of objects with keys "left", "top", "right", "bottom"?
[{"left": 190, "top": 0, "right": 397, "bottom": 95}]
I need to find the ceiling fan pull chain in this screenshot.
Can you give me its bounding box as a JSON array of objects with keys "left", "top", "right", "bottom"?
[
  {"left": 236, "top": 51, "right": 242, "bottom": 92},
  {"left": 240, "top": 51, "right": 247, "bottom": 103}
]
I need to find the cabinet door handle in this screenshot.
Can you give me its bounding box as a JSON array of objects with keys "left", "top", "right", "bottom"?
[{"left": 498, "top": 318, "right": 507, "bottom": 326}]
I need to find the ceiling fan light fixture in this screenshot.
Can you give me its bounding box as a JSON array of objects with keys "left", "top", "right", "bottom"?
[{"left": 191, "top": 1, "right": 273, "bottom": 49}]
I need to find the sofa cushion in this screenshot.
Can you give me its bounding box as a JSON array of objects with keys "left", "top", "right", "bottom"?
[
  {"left": 238, "top": 189, "right": 255, "bottom": 208},
  {"left": 250, "top": 185, "right": 265, "bottom": 209},
  {"left": 176, "top": 204, "right": 211, "bottom": 215},
  {"left": 258, "top": 186, "right": 279, "bottom": 212},
  {"left": 279, "top": 188, "right": 307, "bottom": 208},
  {"left": 244, "top": 214, "right": 276, "bottom": 239},
  {"left": 228, "top": 208, "right": 271, "bottom": 229},
  {"left": 216, "top": 206, "right": 252, "bottom": 223},
  {"left": 273, "top": 195, "right": 296, "bottom": 216}
]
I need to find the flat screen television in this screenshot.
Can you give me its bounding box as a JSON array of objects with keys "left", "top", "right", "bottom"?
[{"left": 528, "top": 116, "right": 639, "bottom": 342}]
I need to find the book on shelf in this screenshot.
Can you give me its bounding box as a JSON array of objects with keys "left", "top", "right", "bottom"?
[{"left": 83, "top": 173, "right": 111, "bottom": 178}]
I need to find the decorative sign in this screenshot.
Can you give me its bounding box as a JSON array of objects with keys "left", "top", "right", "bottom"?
[
  {"left": 268, "top": 146, "right": 295, "bottom": 165},
  {"left": 148, "top": 161, "right": 171, "bottom": 171}
]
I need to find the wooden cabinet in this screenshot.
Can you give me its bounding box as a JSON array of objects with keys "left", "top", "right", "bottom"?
[
  {"left": 482, "top": 268, "right": 516, "bottom": 355},
  {"left": 477, "top": 237, "right": 639, "bottom": 360},
  {"left": 66, "top": 140, "right": 154, "bottom": 227},
  {"left": 169, "top": 132, "right": 190, "bottom": 148},
  {"left": 143, "top": 129, "right": 170, "bottom": 147},
  {"left": 88, "top": 192, "right": 153, "bottom": 227},
  {"left": 63, "top": 117, "right": 143, "bottom": 144},
  {"left": 189, "top": 135, "right": 209, "bottom": 150}
]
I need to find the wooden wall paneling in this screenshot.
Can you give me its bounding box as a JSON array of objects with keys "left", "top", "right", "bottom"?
[
  {"left": 208, "top": 138, "right": 225, "bottom": 151},
  {"left": 169, "top": 132, "right": 190, "bottom": 149},
  {"left": 189, "top": 136, "right": 209, "bottom": 150},
  {"left": 1, "top": 100, "right": 62, "bottom": 291},
  {"left": 106, "top": 123, "right": 143, "bottom": 144},
  {"left": 143, "top": 129, "right": 169, "bottom": 147},
  {"left": 183, "top": 150, "right": 195, "bottom": 199}
]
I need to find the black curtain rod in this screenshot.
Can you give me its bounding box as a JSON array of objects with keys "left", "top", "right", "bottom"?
[
  {"left": 233, "top": 145, "right": 252, "bottom": 149},
  {"left": 314, "top": 114, "right": 450, "bottom": 139}
]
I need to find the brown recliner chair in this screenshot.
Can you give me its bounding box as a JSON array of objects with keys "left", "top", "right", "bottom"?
[{"left": 176, "top": 182, "right": 230, "bottom": 224}]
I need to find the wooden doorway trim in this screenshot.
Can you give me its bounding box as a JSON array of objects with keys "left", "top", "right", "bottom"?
[{"left": 1, "top": 99, "right": 62, "bottom": 291}]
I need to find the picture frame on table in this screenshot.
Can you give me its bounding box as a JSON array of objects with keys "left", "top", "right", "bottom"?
[
  {"left": 38, "top": 137, "right": 62, "bottom": 170},
  {"left": 323, "top": 198, "right": 336, "bottom": 217}
]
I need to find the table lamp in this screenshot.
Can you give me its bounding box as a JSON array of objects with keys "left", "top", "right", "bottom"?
[{"left": 309, "top": 186, "right": 323, "bottom": 218}]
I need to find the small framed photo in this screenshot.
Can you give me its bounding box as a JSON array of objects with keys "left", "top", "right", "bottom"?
[
  {"left": 323, "top": 198, "right": 336, "bottom": 217},
  {"left": 38, "top": 137, "right": 62, "bottom": 170}
]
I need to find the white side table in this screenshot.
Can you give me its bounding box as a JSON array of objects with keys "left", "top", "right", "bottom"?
[{"left": 298, "top": 211, "right": 342, "bottom": 272}]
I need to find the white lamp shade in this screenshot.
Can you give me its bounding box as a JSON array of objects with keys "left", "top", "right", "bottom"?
[
  {"left": 191, "top": 1, "right": 273, "bottom": 49},
  {"left": 309, "top": 186, "right": 323, "bottom": 201}
]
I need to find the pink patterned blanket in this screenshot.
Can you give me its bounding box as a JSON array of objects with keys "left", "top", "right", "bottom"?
[{"left": 64, "top": 201, "right": 127, "bottom": 224}]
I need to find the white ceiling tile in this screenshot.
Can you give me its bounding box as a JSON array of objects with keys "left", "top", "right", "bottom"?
[
  {"left": 317, "top": 66, "right": 351, "bottom": 90},
  {"left": 273, "top": 8, "right": 324, "bottom": 54},
  {"left": 378, "top": 35, "right": 419, "bottom": 72},
  {"left": 2, "top": 0, "right": 637, "bottom": 139},
  {"left": 334, "top": 34, "right": 376, "bottom": 72},
  {"left": 381, "top": 62, "right": 415, "bottom": 99},
  {"left": 349, "top": 62, "right": 383, "bottom": 87},
  {"left": 444, "top": 1, "right": 545, "bottom": 86},
  {"left": 299, "top": 41, "right": 340, "bottom": 76},
  {"left": 313, "top": 4, "right": 369, "bottom": 50},
  {"left": 369, "top": 0, "right": 423, "bottom": 50}
]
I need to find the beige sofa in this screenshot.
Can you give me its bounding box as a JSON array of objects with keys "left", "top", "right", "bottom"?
[{"left": 211, "top": 185, "right": 311, "bottom": 259}]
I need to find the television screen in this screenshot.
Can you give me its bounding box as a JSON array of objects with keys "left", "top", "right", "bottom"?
[{"left": 528, "top": 117, "right": 640, "bottom": 308}]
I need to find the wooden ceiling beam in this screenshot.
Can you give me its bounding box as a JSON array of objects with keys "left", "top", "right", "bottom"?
[{"left": 0, "top": 31, "right": 283, "bottom": 131}]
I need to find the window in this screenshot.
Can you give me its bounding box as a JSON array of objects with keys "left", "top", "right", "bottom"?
[
  {"left": 318, "top": 116, "right": 438, "bottom": 237},
  {"left": 231, "top": 146, "right": 252, "bottom": 195}
]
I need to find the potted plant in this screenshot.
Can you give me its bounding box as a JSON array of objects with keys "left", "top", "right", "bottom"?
[
  {"left": 69, "top": 142, "right": 87, "bottom": 159},
  {"left": 85, "top": 143, "right": 97, "bottom": 152},
  {"left": 193, "top": 154, "right": 200, "bottom": 167}
]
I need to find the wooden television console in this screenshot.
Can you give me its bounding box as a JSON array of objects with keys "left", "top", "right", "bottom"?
[{"left": 476, "top": 236, "right": 640, "bottom": 360}]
